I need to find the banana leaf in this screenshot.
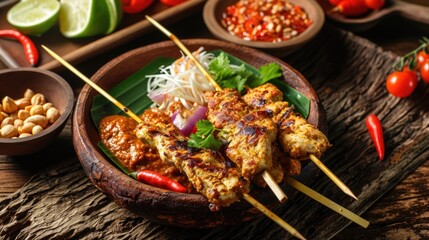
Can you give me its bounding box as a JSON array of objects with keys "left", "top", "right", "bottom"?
[{"left": 90, "top": 51, "right": 310, "bottom": 128}]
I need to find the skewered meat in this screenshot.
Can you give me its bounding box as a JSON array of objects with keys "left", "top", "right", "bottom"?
[
  {"left": 135, "top": 108, "right": 249, "bottom": 207},
  {"left": 206, "top": 89, "right": 285, "bottom": 186},
  {"left": 243, "top": 83, "right": 331, "bottom": 160}
]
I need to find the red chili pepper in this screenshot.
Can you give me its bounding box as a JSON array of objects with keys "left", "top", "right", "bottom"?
[
  {"left": 133, "top": 170, "right": 188, "bottom": 193},
  {"left": 334, "top": 0, "right": 370, "bottom": 17},
  {"left": 365, "top": 114, "right": 385, "bottom": 160},
  {"left": 0, "top": 29, "right": 39, "bottom": 66},
  {"left": 121, "top": 0, "right": 153, "bottom": 14}
]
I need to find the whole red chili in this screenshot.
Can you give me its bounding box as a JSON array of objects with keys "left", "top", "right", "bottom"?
[
  {"left": 334, "top": 0, "right": 370, "bottom": 17},
  {"left": 0, "top": 29, "right": 38, "bottom": 66},
  {"left": 132, "top": 170, "right": 188, "bottom": 193},
  {"left": 365, "top": 114, "right": 385, "bottom": 161}
]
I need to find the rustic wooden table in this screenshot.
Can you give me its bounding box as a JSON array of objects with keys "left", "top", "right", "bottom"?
[{"left": 0, "top": 5, "right": 428, "bottom": 239}]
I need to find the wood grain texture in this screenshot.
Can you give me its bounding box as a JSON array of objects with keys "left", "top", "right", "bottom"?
[{"left": 0, "top": 25, "right": 428, "bottom": 239}]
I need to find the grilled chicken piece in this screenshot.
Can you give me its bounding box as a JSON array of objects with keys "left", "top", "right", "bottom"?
[
  {"left": 135, "top": 108, "right": 249, "bottom": 207},
  {"left": 222, "top": 110, "right": 277, "bottom": 180},
  {"left": 206, "top": 89, "right": 285, "bottom": 185},
  {"left": 205, "top": 89, "right": 249, "bottom": 129},
  {"left": 243, "top": 83, "right": 331, "bottom": 160}
]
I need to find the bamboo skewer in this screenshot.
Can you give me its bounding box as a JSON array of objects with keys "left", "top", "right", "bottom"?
[
  {"left": 309, "top": 154, "right": 358, "bottom": 200},
  {"left": 145, "top": 15, "right": 288, "bottom": 203},
  {"left": 42, "top": 45, "right": 305, "bottom": 240},
  {"left": 284, "top": 176, "right": 369, "bottom": 228}
]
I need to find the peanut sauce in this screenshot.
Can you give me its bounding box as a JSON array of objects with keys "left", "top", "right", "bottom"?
[{"left": 99, "top": 115, "right": 194, "bottom": 192}]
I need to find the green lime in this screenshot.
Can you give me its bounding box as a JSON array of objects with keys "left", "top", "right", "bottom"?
[
  {"left": 59, "top": 0, "right": 111, "bottom": 38},
  {"left": 7, "top": 0, "right": 60, "bottom": 36},
  {"left": 104, "top": 0, "right": 122, "bottom": 34}
]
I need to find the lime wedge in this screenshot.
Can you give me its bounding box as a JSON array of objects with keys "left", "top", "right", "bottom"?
[
  {"left": 59, "top": 0, "right": 110, "bottom": 38},
  {"left": 7, "top": 0, "right": 60, "bottom": 36},
  {"left": 105, "top": 0, "right": 122, "bottom": 34}
]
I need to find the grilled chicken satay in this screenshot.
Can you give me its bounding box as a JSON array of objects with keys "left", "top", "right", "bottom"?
[
  {"left": 205, "top": 89, "right": 285, "bottom": 186},
  {"left": 242, "top": 83, "right": 331, "bottom": 160},
  {"left": 135, "top": 108, "right": 249, "bottom": 208}
]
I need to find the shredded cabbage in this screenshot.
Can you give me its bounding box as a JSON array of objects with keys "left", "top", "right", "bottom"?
[{"left": 147, "top": 48, "right": 216, "bottom": 110}]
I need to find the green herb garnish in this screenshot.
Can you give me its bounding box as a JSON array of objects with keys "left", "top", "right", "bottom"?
[{"left": 187, "top": 120, "right": 223, "bottom": 150}]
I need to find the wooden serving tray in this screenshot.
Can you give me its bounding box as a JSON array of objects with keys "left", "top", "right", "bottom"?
[
  {"left": 0, "top": 0, "right": 205, "bottom": 71},
  {"left": 318, "top": 0, "right": 429, "bottom": 32}
]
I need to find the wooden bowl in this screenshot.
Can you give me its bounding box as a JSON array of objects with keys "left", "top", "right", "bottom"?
[
  {"left": 203, "top": 0, "right": 325, "bottom": 57},
  {"left": 73, "top": 39, "right": 326, "bottom": 228},
  {"left": 0, "top": 68, "right": 74, "bottom": 155}
]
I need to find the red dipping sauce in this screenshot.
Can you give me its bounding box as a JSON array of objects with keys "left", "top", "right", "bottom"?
[{"left": 222, "top": 0, "right": 313, "bottom": 43}]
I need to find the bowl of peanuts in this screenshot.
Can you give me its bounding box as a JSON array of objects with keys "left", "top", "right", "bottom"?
[
  {"left": 0, "top": 68, "right": 74, "bottom": 155},
  {"left": 203, "top": 0, "right": 325, "bottom": 56}
]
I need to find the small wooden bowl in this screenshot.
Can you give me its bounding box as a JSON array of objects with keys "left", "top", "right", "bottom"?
[
  {"left": 203, "top": 0, "right": 325, "bottom": 57},
  {"left": 73, "top": 39, "right": 326, "bottom": 228},
  {"left": 0, "top": 68, "right": 74, "bottom": 155}
]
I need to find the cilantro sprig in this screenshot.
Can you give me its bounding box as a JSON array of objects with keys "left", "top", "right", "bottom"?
[
  {"left": 208, "top": 52, "right": 283, "bottom": 92},
  {"left": 187, "top": 120, "right": 223, "bottom": 150}
]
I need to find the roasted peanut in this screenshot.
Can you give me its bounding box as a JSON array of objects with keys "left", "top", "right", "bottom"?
[
  {"left": 32, "top": 125, "right": 43, "bottom": 135},
  {"left": 24, "top": 115, "right": 48, "bottom": 128},
  {"left": 42, "top": 102, "right": 54, "bottom": 113},
  {"left": 14, "top": 119, "right": 23, "bottom": 129},
  {"left": 30, "top": 93, "right": 46, "bottom": 106},
  {"left": 1, "top": 124, "right": 19, "bottom": 138},
  {"left": 0, "top": 113, "right": 3, "bottom": 123},
  {"left": 19, "top": 122, "right": 36, "bottom": 134},
  {"left": 0, "top": 103, "right": 2, "bottom": 112},
  {"left": 46, "top": 107, "right": 60, "bottom": 124},
  {"left": 2, "top": 96, "right": 18, "bottom": 113},
  {"left": 23, "top": 88, "right": 35, "bottom": 99},
  {"left": 18, "top": 109, "right": 30, "bottom": 120},
  {"left": 24, "top": 105, "right": 32, "bottom": 111},
  {"left": 1, "top": 116, "right": 14, "bottom": 128},
  {"left": 0, "top": 112, "right": 8, "bottom": 119},
  {"left": 15, "top": 98, "right": 31, "bottom": 109},
  {"left": 30, "top": 105, "right": 44, "bottom": 116},
  {"left": 19, "top": 133, "right": 32, "bottom": 138}
]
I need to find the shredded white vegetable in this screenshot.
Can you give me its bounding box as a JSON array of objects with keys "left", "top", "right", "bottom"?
[{"left": 147, "top": 48, "right": 216, "bottom": 110}]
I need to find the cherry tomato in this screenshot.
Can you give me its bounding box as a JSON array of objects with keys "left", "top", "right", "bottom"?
[
  {"left": 364, "top": 0, "right": 385, "bottom": 10},
  {"left": 419, "top": 60, "right": 429, "bottom": 83},
  {"left": 403, "top": 65, "right": 418, "bottom": 80},
  {"left": 122, "top": 0, "right": 153, "bottom": 14},
  {"left": 416, "top": 50, "right": 429, "bottom": 69},
  {"left": 159, "top": 0, "right": 186, "bottom": 6},
  {"left": 386, "top": 70, "right": 418, "bottom": 98}
]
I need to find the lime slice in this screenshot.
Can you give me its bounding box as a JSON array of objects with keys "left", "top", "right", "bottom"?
[
  {"left": 59, "top": 0, "right": 110, "bottom": 38},
  {"left": 7, "top": 0, "right": 60, "bottom": 36},
  {"left": 104, "top": 0, "right": 122, "bottom": 34}
]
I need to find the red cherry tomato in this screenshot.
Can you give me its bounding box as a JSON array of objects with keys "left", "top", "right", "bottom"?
[
  {"left": 122, "top": 0, "right": 153, "bottom": 14},
  {"left": 386, "top": 70, "right": 418, "bottom": 98},
  {"left": 416, "top": 50, "right": 429, "bottom": 69},
  {"left": 419, "top": 60, "right": 429, "bottom": 83},
  {"left": 403, "top": 65, "right": 418, "bottom": 80},
  {"left": 364, "top": 0, "right": 385, "bottom": 10},
  {"left": 159, "top": 0, "right": 186, "bottom": 6}
]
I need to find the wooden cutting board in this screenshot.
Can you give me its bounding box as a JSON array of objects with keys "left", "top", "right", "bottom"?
[{"left": 0, "top": 25, "right": 428, "bottom": 239}]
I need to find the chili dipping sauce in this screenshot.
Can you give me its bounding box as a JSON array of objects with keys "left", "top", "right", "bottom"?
[{"left": 222, "top": 0, "right": 313, "bottom": 43}]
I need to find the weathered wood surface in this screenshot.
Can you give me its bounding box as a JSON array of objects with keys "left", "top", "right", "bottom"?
[{"left": 0, "top": 24, "right": 428, "bottom": 239}]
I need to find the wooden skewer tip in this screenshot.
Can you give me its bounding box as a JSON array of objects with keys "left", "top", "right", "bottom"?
[{"left": 309, "top": 154, "right": 358, "bottom": 200}]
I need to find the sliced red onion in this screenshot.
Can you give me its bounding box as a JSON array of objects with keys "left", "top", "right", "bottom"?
[
  {"left": 148, "top": 92, "right": 164, "bottom": 105},
  {"left": 172, "top": 105, "right": 208, "bottom": 136}
]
